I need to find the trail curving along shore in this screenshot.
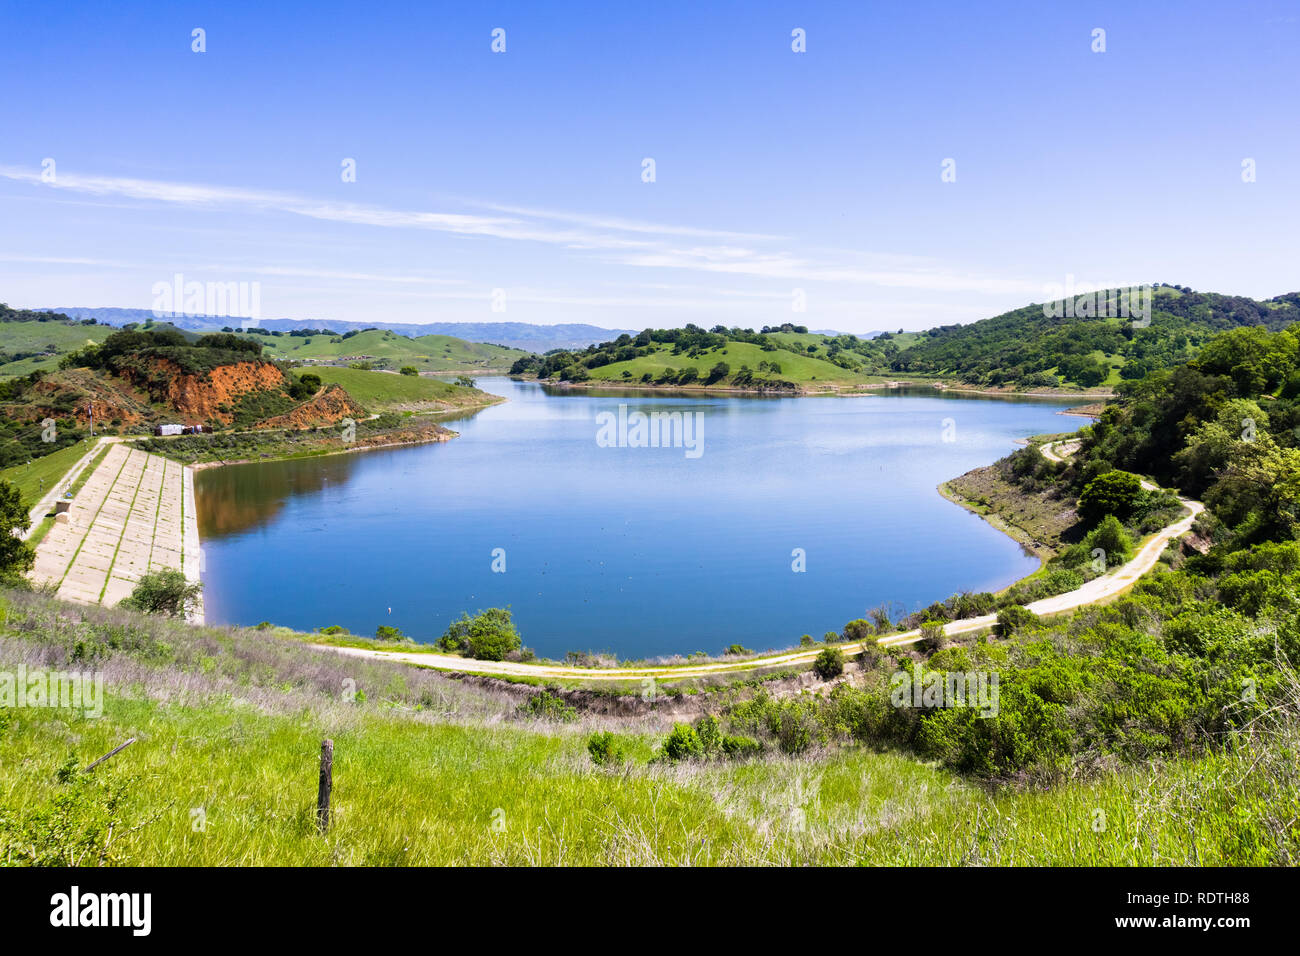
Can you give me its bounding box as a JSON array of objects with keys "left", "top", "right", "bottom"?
[{"left": 312, "top": 440, "right": 1203, "bottom": 681}]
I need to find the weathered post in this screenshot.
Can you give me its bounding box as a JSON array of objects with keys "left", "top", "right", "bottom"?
[{"left": 317, "top": 739, "right": 334, "bottom": 833}]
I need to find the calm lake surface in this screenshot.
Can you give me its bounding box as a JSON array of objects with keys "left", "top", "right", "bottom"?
[{"left": 196, "top": 378, "right": 1077, "bottom": 659}]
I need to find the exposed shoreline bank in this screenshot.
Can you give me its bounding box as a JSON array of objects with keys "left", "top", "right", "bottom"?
[{"left": 513, "top": 374, "right": 1110, "bottom": 402}]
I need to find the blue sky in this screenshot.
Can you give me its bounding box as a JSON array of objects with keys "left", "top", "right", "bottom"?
[{"left": 2, "top": 0, "right": 1297, "bottom": 333}]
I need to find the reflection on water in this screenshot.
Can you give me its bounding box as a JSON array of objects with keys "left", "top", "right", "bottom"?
[{"left": 196, "top": 453, "right": 367, "bottom": 537}]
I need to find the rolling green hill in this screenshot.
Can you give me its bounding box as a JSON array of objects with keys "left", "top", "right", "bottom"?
[
  {"left": 511, "top": 288, "right": 1300, "bottom": 393},
  {"left": 511, "top": 325, "right": 919, "bottom": 392},
  {"left": 0, "top": 311, "right": 113, "bottom": 378},
  {"left": 293, "top": 366, "right": 497, "bottom": 413},
  {"left": 244, "top": 328, "right": 527, "bottom": 372},
  {"left": 580, "top": 339, "right": 879, "bottom": 389}
]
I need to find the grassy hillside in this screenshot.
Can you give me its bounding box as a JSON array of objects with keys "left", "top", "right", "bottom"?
[
  {"left": 511, "top": 325, "right": 925, "bottom": 392},
  {"left": 293, "top": 367, "right": 499, "bottom": 413},
  {"left": 247, "top": 328, "right": 527, "bottom": 372},
  {"left": 0, "top": 588, "right": 1294, "bottom": 866},
  {"left": 0, "top": 439, "right": 97, "bottom": 508},
  {"left": 0, "top": 316, "right": 113, "bottom": 378},
  {"left": 539, "top": 287, "right": 1299, "bottom": 393},
  {"left": 582, "top": 340, "right": 875, "bottom": 388}
]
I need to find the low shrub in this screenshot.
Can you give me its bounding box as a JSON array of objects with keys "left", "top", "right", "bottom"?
[
  {"left": 586, "top": 732, "right": 626, "bottom": 766},
  {"left": 661, "top": 723, "right": 704, "bottom": 761},
  {"left": 995, "top": 605, "right": 1036, "bottom": 637},
  {"left": 517, "top": 690, "right": 576, "bottom": 722},
  {"left": 813, "top": 647, "right": 845, "bottom": 680}
]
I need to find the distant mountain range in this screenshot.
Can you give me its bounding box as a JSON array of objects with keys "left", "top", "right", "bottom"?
[{"left": 41, "top": 308, "right": 639, "bottom": 352}]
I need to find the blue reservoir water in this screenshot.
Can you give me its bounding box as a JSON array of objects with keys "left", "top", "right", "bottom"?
[{"left": 196, "top": 378, "right": 1075, "bottom": 659}]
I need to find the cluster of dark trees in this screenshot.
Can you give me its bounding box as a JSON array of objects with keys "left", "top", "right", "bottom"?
[{"left": 0, "top": 303, "right": 101, "bottom": 326}]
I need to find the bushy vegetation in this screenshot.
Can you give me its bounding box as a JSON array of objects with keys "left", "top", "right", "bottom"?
[
  {"left": 120, "top": 569, "right": 203, "bottom": 618},
  {"left": 586, "top": 731, "right": 626, "bottom": 766},
  {"left": 517, "top": 689, "right": 577, "bottom": 722},
  {"left": 812, "top": 647, "right": 845, "bottom": 680},
  {"left": 889, "top": 286, "right": 1300, "bottom": 388},
  {"left": 436, "top": 607, "right": 522, "bottom": 661},
  {"left": 0, "top": 479, "right": 33, "bottom": 582}
]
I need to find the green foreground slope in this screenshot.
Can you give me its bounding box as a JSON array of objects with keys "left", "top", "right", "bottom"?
[{"left": 0, "top": 589, "right": 1294, "bottom": 866}]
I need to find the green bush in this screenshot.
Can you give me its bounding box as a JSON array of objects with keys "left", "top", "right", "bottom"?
[
  {"left": 586, "top": 731, "right": 626, "bottom": 766},
  {"left": 517, "top": 690, "right": 577, "bottom": 722},
  {"left": 917, "top": 620, "right": 946, "bottom": 654},
  {"left": 119, "top": 569, "right": 202, "bottom": 618},
  {"left": 0, "top": 479, "right": 33, "bottom": 579},
  {"left": 437, "top": 607, "right": 521, "bottom": 660},
  {"left": 720, "top": 735, "right": 762, "bottom": 759},
  {"left": 1078, "top": 470, "right": 1143, "bottom": 526},
  {"left": 695, "top": 714, "right": 722, "bottom": 754},
  {"left": 995, "top": 604, "right": 1036, "bottom": 637},
  {"left": 813, "top": 647, "right": 845, "bottom": 680},
  {"left": 1084, "top": 515, "right": 1134, "bottom": 568},
  {"left": 661, "top": 723, "right": 704, "bottom": 761},
  {"left": 776, "top": 702, "right": 819, "bottom": 754},
  {"left": 374, "top": 625, "right": 405, "bottom": 642},
  {"left": 841, "top": 618, "right": 873, "bottom": 642}
]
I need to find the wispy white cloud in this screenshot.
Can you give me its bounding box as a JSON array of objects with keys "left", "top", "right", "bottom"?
[
  {"left": 467, "top": 200, "right": 787, "bottom": 243},
  {"left": 0, "top": 165, "right": 1043, "bottom": 298}
]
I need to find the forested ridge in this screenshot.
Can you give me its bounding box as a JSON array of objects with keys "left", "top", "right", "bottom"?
[{"left": 511, "top": 285, "right": 1300, "bottom": 390}]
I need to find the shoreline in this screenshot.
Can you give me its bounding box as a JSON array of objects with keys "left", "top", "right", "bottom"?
[
  {"left": 182, "top": 394, "right": 506, "bottom": 471},
  {"left": 513, "top": 374, "right": 1107, "bottom": 401},
  {"left": 187, "top": 428, "right": 459, "bottom": 471},
  {"left": 181, "top": 395, "right": 1170, "bottom": 683}
]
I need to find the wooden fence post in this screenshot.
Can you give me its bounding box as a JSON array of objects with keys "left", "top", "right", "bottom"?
[
  {"left": 83, "top": 737, "right": 137, "bottom": 773},
  {"left": 317, "top": 739, "right": 334, "bottom": 833}
]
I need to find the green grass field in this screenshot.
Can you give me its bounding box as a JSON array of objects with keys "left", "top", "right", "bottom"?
[
  {"left": 0, "top": 438, "right": 98, "bottom": 507},
  {"left": 294, "top": 367, "right": 496, "bottom": 412},
  {"left": 0, "top": 320, "right": 112, "bottom": 378},
  {"left": 254, "top": 329, "right": 527, "bottom": 372},
  {"left": 0, "top": 588, "right": 1294, "bottom": 866}
]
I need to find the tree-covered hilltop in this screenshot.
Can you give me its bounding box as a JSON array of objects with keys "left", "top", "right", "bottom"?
[
  {"left": 1079, "top": 324, "right": 1300, "bottom": 541},
  {"left": 890, "top": 285, "right": 1300, "bottom": 388},
  {"left": 510, "top": 286, "right": 1300, "bottom": 391}
]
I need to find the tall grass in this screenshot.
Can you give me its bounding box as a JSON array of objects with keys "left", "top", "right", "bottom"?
[{"left": 1, "top": 588, "right": 1295, "bottom": 865}]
